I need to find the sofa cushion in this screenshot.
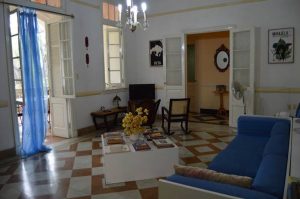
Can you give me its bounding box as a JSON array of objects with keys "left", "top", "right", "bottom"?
[
  {"left": 263, "top": 134, "right": 289, "bottom": 157},
  {"left": 174, "top": 164, "right": 252, "bottom": 188},
  {"left": 226, "top": 134, "right": 268, "bottom": 153},
  {"left": 252, "top": 155, "right": 287, "bottom": 198},
  {"left": 167, "top": 174, "right": 277, "bottom": 199},
  {"left": 208, "top": 134, "right": 267, "bottom": 178},
  {"left": 270, "top": 121, "right": 290, "bottom": 136},
  {"left": 209, "top": 148, "right": 262, "bottom": 178}
]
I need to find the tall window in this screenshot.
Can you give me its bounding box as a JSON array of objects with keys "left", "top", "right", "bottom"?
[
  {"left": 30, "top": 0, "right": 61, "bottom": 8},
  {"left": 103, "top": 25, "right": 124, "bottom": 89}
]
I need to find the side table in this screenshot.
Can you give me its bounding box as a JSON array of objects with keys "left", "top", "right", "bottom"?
[
  {"left": 214, "top": 90, "right": 228, "bottom": 116},
  {"left": 91, "top": 106, "right": 127, "bottom": 132}
]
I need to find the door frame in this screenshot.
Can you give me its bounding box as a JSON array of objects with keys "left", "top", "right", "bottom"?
[
  {"left": 3, "top": 4, "right": 21, "bottom": 154},
  {"left": 163, "top": 34, "right": 186, "bottom": 108},
  {"left": 182, "top": 25, "right": 235, "bottom": 117}
]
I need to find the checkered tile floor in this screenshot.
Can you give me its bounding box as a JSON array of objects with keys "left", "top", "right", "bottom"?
[{"left": 0, "top": 122, "right": 235, "bottom": 199}]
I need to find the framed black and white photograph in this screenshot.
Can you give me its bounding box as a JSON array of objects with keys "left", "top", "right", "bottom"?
[
  {"left": 149, "top": 40, "right": 163, "bottom": 66},
  {"left": 268, "top": 27, "right": 294, "bottom": 64}
]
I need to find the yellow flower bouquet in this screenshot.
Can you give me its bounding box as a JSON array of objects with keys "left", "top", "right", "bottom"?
[{"left": 122, "top": 107, "right": 149, "bottom": 136}]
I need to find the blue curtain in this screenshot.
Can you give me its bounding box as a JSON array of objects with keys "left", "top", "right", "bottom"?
[{"left": 19, "top": 8, "right": 51, "bottom": 156}]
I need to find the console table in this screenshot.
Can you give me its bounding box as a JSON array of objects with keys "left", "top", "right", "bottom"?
[{"left": 90, "top": 106, "right": 127, "bottom": 132}]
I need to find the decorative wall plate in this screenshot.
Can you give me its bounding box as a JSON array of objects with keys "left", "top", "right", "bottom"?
[{"left": 214, "top": 44, "right": 229, "bottom": 72}]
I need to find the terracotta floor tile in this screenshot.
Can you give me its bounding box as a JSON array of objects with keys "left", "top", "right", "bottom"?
[
  {"left": 92, "top": 142, "right": 100, "bottom": 150},
  {"left": 76, "top": 150, "right": 92, "bottom": 156},
  {"left": 92, "top": 156, "right": 101, "bottom": 167},
  {"left": 72, "top": 168, "right": 92, "bottom": 177},
  {"left": 140, "top": 187, "right": 158, "bottom": 199},
  {"left": 69, "top": 143, "right": 78, "bottom": 151},
  {"left": 181, "top": 156, "right": 201, "bottom": 164},
  {"left": 91, "top": 175, "right": 102, "bottom": 195}
]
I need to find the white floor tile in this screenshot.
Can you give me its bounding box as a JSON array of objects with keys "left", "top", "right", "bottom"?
[
  {"left": 92, "top": 167, "right": 104, "bottom": 176},
  {"left": 0, "top": 183, "right": 22, "bottom": 199},
  {"left": 92, "top": 190, "right": 142, "bottom": 199},
  {"left": 179, "top": 147, "right": 194, "bottom": 158},
  {"left": 54, "top": 151, "right": 76, "bottom": 158},
  {"left": 24, "top": 183, "right": 58, "bottom": 197},
  {"left": 195, "top": 146, "right": 214, "bottom": 153},
  {"left": 77, "top": 142, "right": 92, "bottom": 151},
  {"left": 136, "top": 179, "right": 158, "bottom": 189},
  {"left": 212, "top": 142, "right": 228, "bottom": 150},
  {"left": 67, "top": 176, "right": 91, "bottom": 198},
  {"left": 180, "top": 140, "right": 209, "bottom": 147},
  {"left": 73, "top": 156, "right": 92, "bottom": 169},
  {"left": 198, "top": 154, "right": 217, "bottom": 163}
]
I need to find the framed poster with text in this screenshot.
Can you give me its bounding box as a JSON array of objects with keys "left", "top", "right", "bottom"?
[{"left": 268, "top": 27, "right": 294, "bottom": 64}]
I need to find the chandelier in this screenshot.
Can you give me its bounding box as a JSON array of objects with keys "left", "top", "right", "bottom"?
[{"left": 117, "top": 0, "right": 149, "bottom": 32}]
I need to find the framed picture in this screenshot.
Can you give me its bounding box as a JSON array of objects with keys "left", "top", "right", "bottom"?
[
  {"left": 268, "top": 27, "right": 294, "bottom": 64},
  {"left": 149, "top": 40, "right": 163, "bottom": 66}
]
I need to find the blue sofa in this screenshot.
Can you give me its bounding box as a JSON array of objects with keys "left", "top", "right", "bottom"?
[{"left": 165, "top": 116, "right": 291, "bottom": 199}]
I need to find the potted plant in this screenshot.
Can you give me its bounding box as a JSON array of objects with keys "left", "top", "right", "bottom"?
[{"left": 122, "top": 107, "right": 149, "bottom": 141}]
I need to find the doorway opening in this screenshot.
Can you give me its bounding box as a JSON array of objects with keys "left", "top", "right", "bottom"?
[
  {"left": 186, "top": 31, "right": 230, "bottom": 126},
  {"left": 8, "top": 6, "right": 72, "bottom": 152}
]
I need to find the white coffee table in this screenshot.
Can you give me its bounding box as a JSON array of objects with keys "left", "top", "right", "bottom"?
[{"left": 102, "top": 134, "right": 179, "bottom": 184}]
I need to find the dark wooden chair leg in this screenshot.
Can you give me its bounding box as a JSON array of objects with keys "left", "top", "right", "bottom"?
[
  {"left": 185, "top": 119, "right": 189, "bottom": 134},
  {"left": 167, "top": 120, "right": 171, "bottom": 135}
]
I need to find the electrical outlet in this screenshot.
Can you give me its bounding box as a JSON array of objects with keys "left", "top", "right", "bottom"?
[{"left": 288, "top": 104, "right": 292, "bottom": 110}]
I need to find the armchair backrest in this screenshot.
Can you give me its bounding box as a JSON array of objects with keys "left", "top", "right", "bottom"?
[
  {"left": 169, "top": 98, "right": 190, "bottom": 116},
  {"left": 128, "top": 99, "right": 161, "bottom": 126}
]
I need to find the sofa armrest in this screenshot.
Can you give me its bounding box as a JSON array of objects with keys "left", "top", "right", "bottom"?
[
  {"left": 158, "top": 179, "right": 238, "bottom": 199},
  {"left": 237, "top": 116, "right": 290, "bottom": 137}
]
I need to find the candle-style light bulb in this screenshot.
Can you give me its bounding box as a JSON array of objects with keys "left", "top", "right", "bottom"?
[
  {"left": 118, "top": 4, "right": 122, "bottom": 12},
  {"left": 132, "top": 5, "right": 138, "bottom": 24},
  {"left": 141, "top": 2, "right": 147, "bottom": 12},
  {"left": 126, "top": 0, "right": 132, "bottom": 7}
]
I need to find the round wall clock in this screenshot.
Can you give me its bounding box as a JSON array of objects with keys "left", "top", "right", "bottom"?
[{"left": 214, "top": 44, "right": 230, "bottom": 72}]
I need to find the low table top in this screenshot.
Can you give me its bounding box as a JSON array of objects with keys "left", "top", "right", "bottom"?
[
  {"left": 101, "top": 132, "right": 177, "bottom": 155},
  {"left": 91, "top": 106, "right": 127, "bottom": 117}
]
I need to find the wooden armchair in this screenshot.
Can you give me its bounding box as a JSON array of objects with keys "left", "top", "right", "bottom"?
[
  {"left": 128, "top": 99, "right": 161, "bottom": 128},
  {"left": 161, "top": 98, "right": 190, "bottom": 135}
]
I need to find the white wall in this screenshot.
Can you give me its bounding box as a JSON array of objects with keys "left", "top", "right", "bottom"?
[
  {"left": 66, "top": 0, "right": 130, "bottom": 129},
  {"left": 0, "top": 4, "right": 15, "bottom": 151},
  {"left": 126, "top": 0, "right": 300, "bottom": 116}
]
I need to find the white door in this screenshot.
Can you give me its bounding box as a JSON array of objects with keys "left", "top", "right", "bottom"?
[
  {"left": 164, "top": 35, "right": 186, "bottom": 108},
  {"left": 229, "top": 28, "right": 255, "bottom": 127},
  {"left": 48, "top": 20, "right": 75, "bottom": 138}
]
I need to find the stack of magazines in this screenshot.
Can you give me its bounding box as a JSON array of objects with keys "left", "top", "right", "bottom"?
[
  {"left": 104, "top": 132, "right": 124, "bottom": 145},
  {"left": 132, "top": 140, "right": 151, "bottom": 151},
  {"left": 153, "top": 138, "right": 174, "bottom": 148}
]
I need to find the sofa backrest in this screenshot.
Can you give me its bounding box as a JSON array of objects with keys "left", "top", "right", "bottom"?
[{"left": 237, "top": 116, "right": 290, "bottom": 137}]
